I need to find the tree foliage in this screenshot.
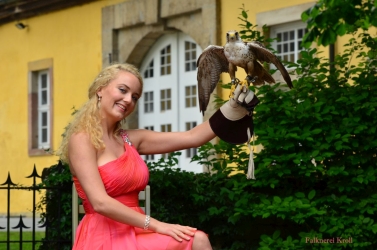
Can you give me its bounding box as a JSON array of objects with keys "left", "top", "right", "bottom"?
[{"left": 302, "top": 0, "right": 377, "bottom": 46}]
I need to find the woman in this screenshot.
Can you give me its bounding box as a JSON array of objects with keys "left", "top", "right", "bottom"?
[{"left": 58, "top": 63, "right": 258, "bottom": 250}]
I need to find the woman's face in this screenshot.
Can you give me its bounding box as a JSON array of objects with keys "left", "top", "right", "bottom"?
[{"left": 97, "top": 71, "right": 142, "bottom": 123}]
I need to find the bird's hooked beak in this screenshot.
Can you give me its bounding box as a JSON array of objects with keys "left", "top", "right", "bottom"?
[{"left": 227, "top": 31, "right": 238, "bottom": 42}]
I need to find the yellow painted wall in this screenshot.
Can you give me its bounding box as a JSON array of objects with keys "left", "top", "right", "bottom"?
[{"left": 0, "top": 0, "right": 124, "bottom": 215}]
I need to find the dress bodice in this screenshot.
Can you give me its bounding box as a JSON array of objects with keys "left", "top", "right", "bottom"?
[{"left": 72, "top": 130, "right": 149, "bottom": 213}]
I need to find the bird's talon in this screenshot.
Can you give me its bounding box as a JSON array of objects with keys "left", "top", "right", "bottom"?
[
  {"left": 246, "top": 75, "right": 258, "bottom": 83},
  {"left": 229, "top": 78, "right": 241, "bottom": 98},
  {"left": 229, "top": 84, "right": 236, "bottom": 98},
  {"left": 238, "top": 79, "right": 249, "bottom": 92},
  {"left": 251, "top": 76, "right": 258, "bottom": 83},
  {"left": 232, "top": 78, "right": 240, "bottom": 85}
]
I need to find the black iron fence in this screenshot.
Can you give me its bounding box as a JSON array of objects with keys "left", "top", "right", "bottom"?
[{"left": 0, "top": 164, "right": 71, "bottom": 250}]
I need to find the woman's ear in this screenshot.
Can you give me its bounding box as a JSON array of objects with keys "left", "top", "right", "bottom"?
[{"left": 96, "top": 89, "right": 102, "bottom": 98}]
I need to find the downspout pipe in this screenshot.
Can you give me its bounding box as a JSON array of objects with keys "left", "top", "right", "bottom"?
[{"left": 329, "top": 43, "right": 335, "bottom": 72}]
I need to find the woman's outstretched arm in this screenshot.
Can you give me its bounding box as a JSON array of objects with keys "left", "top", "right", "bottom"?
[{"left": 128, "top": 120, "right": 216, "bottom": 155}]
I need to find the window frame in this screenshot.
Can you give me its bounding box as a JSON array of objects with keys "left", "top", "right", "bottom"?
[
  {"left": 144, "top": 91, "right": 154, "bottom": 113},
  {"left": 270, "top": 22, "right": 307, "bottom": 66},
  {"left": 185, "top": 85, "right": 197, "bottom": 108},
  {"left": 160, "top": 45, "right": 171, "bottom": 76},
  {"left": 37, "top": 70, "right": 51, "bottom": 149},
  {"left": 160, "top": 88, "right": 172, "bottom": 112},
  {"left": 28, "top": 58, "right": 53, "bottom": 156},
  {"left": 144, "top": 59, "right": 154, "bottom": 79},
  {"left": 184, "top": 41, "right": 197, "bottom": 72}
]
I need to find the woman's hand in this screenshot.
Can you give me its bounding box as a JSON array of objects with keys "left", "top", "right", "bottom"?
[{"left": 152, "top": 220, "right": 196, "bottom": 242}]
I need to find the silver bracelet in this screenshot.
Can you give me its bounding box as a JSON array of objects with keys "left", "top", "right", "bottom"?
[{"left": 143, "top": 215, "right": 150, "bottom": 230}]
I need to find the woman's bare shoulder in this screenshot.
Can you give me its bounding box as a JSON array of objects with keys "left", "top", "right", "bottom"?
[
  {"left": 70, "top": 131, "right": 90, "bottom": 141},
  {"left": 124, "top": 129, "right": 150, "bottom": 148},
  {"left": 68, "top": 132, "right": 95, "bottom": 151},
  {"left": 67, "top": 132, "right": 98, "bottom": 176}
]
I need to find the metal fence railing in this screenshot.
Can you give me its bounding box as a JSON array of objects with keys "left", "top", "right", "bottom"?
[{"left": 0, "top": 165, "right": 70, "bottom": 250}]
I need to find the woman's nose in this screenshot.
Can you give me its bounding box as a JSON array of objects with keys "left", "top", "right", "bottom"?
[{"left": 123, "top": 93, "right": 132, "bottom": 103}]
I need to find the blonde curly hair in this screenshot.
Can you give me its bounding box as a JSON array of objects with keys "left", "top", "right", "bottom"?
[{"left": 57, "top": 63, "right": 143, "bottom": 163}]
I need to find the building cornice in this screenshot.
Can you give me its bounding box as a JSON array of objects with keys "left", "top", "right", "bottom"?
[{"left": 0, "top": 0, "right": 97, "bottom": 25}]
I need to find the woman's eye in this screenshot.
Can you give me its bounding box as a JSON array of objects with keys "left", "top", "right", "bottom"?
[
  {"left": 119, "top": 88, "right": 126, "bottom": 93},
  {"left": 132, "top": 96, "right": 139, "bottom": 102}
]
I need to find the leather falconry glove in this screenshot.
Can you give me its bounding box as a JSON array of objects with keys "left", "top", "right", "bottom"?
[{"left": 209, "top": 85, "right": 260, "bottom": 179}]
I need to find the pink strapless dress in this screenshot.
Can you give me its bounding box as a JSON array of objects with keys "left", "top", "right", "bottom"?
[{"left": 72, "top": 131, "right": 196, "bottom": 250}]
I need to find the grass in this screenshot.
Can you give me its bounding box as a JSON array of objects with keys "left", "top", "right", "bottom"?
[{"left": 0, "top": 231, "right": 44, "bottom": 250}]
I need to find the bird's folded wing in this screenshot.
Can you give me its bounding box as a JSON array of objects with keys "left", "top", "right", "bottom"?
[{"left": 247, "top": 41, "right": 293, "bottom": 88}]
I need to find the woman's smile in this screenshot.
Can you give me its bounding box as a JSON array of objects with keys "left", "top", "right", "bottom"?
[{"left": 116, "top": 102, "right": 127, "bottom": 112}]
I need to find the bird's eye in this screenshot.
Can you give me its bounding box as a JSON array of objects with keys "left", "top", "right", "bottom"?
[{"left": 235, "top": 32, "right": 238, "bottom": 36}]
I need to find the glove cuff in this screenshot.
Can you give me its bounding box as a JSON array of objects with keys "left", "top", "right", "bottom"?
[{"left": 209, "top": 108, "right": 254, "bottom": 144}]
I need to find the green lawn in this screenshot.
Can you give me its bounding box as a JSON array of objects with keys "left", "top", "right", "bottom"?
[{"left": 0, "top": 231, "right": 44, "bottom": 250}]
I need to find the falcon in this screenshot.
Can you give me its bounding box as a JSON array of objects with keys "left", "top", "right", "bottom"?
[{"left": 197, "top": 30, "right": 293, "bottom": 115}]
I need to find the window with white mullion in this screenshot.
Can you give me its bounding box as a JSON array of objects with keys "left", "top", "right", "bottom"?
[
  {"left": 271, "top": 22, "right": 307, "bottom": 65},
  {"left": 144, "top": 59, "right": 154, "bottom": 78},
  {"left": 144, "top": 91, "right": 154, "bottom": 113},
  {"left": 276, "top": 30, "right": 295, "bottom": 62},
  {"left": 160, "top": 89, "right": 171, "bottom": 112},
  {"left": 185, "top": 85, "right": 197, "bottom": 108},
  {"left": 160, "top": 45, "right": 171, "bottom": 75},
  {"left": 184, "top": 41, "right": 197, "bottom": 72},
  {"left": 37, "top": 71, "right": 50, "bottom": 149}
]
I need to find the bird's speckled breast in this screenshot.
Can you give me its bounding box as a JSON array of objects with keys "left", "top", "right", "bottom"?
[{"left": 224, "top": 42, "right": 253, "bottom": 68}]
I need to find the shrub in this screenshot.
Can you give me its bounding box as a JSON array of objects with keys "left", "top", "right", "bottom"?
[{"left": 37, "top": 161, "right": 73, "bottom": 250}]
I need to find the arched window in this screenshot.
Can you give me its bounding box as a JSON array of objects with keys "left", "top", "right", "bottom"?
[{"left": 139, "top": 33, "right": 203, "bottom": 173}]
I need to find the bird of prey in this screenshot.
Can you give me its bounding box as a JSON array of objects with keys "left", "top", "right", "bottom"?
[{"left": 196, "top": 30, "right": 293, "bottom": 115}]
